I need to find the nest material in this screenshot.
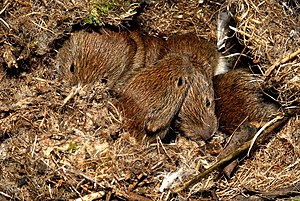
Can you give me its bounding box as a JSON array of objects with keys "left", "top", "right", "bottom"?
[
  {"left": 227, "top": 0, "right": 300, "bottom": 109},
  {"left": 0, "top": 0, "right": 299, "bottom": 200},
  {"left": 218, "top": 117, "right": 300, "bottom": 200},
  {"left": 0, "top": 67, "right": 215, "bottom": 200},
  {"left": 138, "top": 0, "right": 223, "bottom": 39}
]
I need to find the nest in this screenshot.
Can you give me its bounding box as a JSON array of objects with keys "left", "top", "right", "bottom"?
[
  {"left": 227, "top": 0, "right": 300, "bottom": 109},
  {"left": 0, "top": 0, "right": 299, "bottom": 200}
]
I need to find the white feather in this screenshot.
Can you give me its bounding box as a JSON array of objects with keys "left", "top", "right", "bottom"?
[{"left": 159, "top": 168, "right": 184, "bottom": 192}]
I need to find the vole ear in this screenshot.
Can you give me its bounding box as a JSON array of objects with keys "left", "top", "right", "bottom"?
[{"left": 144, "top": 76, "right": 190, "bottom": 137}]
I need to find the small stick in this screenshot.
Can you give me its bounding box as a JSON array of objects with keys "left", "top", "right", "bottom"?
[
  {"left": 247, "top": 115, "right": 283, "bottom": 156},
  {"left": 229, "top": 26, "right": 261, "bottom": 45},
  {"left": 173, "top": 115, "right": 288, "bottom": 193},
  {"left": 0, "top": 2, "right": 10, "bottom": 15},
  {"left": 264, "top": 48, "right": 300, "bottom": 77},
  {"left": 63, "top": 85, "right": 81, "bottom": 106},
  {"left": 0, "top": 191, "right": 13, "bottom": 199},
  {"left": 115, "top": 190, "right": 153, "bottom": 201},
  {"left": 173, "top": 140, "right": 252, "bottom": 193}
]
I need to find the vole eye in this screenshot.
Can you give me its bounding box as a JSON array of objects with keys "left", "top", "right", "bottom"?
[
  {"left": 177, "top": 77, "right": 183, "bottom": 87},
  {"left": 205, "top": 98, "right": 211, "bottom": 108},
  {"left": 70, "top": 63, "right": 75, "bottom": 73}
]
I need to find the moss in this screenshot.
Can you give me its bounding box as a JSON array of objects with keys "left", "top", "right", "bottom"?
[
  {"left": 85, "top": 0, "right": 116, "bottom": 26},
  {"left": 68, "top": 141, "right": 79, "bottom": 153},
  {"left": 85, "top": 0, "right": 141, "bottom": 26},
  {"left": 293, "top": 197, "right": 300, "bottom": 201}
]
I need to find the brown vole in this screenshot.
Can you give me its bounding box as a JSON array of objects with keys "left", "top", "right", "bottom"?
[
  {"left": 166, "top": 33, "right": 228, "bottom": 77},
  {"left": 117, "top": 54, "right": 194, "bottom": 141},
  {"left": 57, "top": 30, "right": 219, "bottom": 142},
  {"left": 213, "top": 68, "right": 280, "bottom": 177},
  {"left": 166, "top": 34, "right": 219, "bottom": 140},
  {"left": 213, "top": 69, "right": 280, "bottom": 134},
  {"left": 56, "top": 29, "right": 145, "bottom": 93},
  {"left": 118, "top": 53, "right": 218, "bottom": 142}
]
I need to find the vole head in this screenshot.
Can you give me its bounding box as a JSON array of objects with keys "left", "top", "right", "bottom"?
[
  {"left": 176, "top": 70, "right": 218, "bottom": 141},
  {"left": 56, "top": 30, "right": 138, "bottom": 87}
]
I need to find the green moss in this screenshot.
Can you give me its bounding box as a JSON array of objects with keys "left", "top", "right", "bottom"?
[
  {"left": 68, "top": 140, "right": 79, "bottom": 153},
  {"left": 85, "top": 0, "right": 116, "bottom": 26},
  {"left": 292, "top": 196, "right": 300, "bottom": 201},
  {"left": 85, "top": 0, "right": 141, "bottom": 26}
]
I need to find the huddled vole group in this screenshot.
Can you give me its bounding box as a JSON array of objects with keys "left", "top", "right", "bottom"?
[
  {"left": 56, "top": 13, "right": 279, "bottom": 143},
  {"left": 56, "top": 28, "right": 223, "bottom": 142}
]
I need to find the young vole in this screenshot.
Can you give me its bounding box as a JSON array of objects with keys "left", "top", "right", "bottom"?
[
  {"left": 56, "top": 29, "right": 145, "bottom": 93},
  {"left": 117, "top": 54, "right": 194, "bottom": 141},
  {"left": 118, "top": 51, "right": 219, "bottom": 142},
  {"left": 166, "top": 34, "right": 219, "bottom": 140},
  {"left": 213, "top": 69, "right": 280, "bottom": 134},
  {"left": 57, "top": 29, "right": 219, "bottom": 142},
  {"left": 166, "top": 33, "right": 227, "bottom": 77}
]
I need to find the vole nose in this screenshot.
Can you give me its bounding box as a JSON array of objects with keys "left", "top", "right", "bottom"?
[{"left": 201, "top": 119, "right": 219, "bottom": 141}]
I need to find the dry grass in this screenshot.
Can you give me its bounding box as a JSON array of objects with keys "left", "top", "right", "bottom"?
[
  {"left": 0, "top": 0, "right": 299, "bottom": 200},
  {"left": 227, "top": 0, "right": 300, "bottom": 109}
]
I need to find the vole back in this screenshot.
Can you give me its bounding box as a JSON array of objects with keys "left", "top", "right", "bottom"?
[
  {"left": 117, "top": 54, "right": 193, "bottom": 142},
  {"left": 214, "top": 69, "right": 280, "bottom": 134}
]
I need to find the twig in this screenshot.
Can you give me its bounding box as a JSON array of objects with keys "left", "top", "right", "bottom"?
[
  {"left": 0, "top": 191, "right": 13, "bottom": 199},
  {"left": 243, "top": 182, "right": 300, "bottom": 199},
  {"left": 31, "top": 134, "right": 38, "bottom": 158},
  {"left": 66, "top": 168, "right": 106, "bottom": 189},
  {"left": 0, "top": 2, "right": 10, "bottom": 15},
  {"left": 236, "top": 16, "right": 262, "bottom": 24},
  {"left": 32, "top": 77, "right": 57, "bottom": 84},
  {"left": 30, "top": 19, "right": 55, "bottom": 34},
  {"left": 0, "top": 18, "right": 10, "bottom": 29},
  {"left": 247, "top": 115, "right": 284, "bottom": 156},
  {"left": 115, "top": 190, "right": 153, "bottom": 201},
  {"left": 157, "top": 137, "right": 173, "bottom": 162},
  {"left": 173, "top": 115, "right": 288, "bottom": 193},
  {"left": 264, "top": 48, "right": 300, "bottom": 77},
  {"left": 229, "top": 26, "right": 261, "bottom": 45},
  {"left": 173, "top": 140, "right": 252, "bottom": 193},
  {"left": 39, "top": 110, "right": 47, "bottom": 129},
  {"left": 63, "top": 85, "right": 81, "bottom": 106}
]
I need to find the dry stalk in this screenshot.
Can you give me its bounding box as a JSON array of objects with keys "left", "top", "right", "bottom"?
[
  {"left": 229, "top": 26, "right": 261, "bottom": 47},
  {"left": 63, "top": 85, "right": 82, "bottom": 106},
  {"left": 0, "top": 191, "right": 13, "bottom": 199},
  {"left": 173, "top": 115, "right": 288, "bottom": 193},
  {"left": 247, "top": 115, "right": 284, "bottom": 156},
  {"left": 173, "top": 140, "right": 251, "bottom": 193},
  {"left": 115, "top": 190, "right": 153, "bottom": 201},
  {"left": 264, "top": 48, "right": 300, "bottom": 77}
]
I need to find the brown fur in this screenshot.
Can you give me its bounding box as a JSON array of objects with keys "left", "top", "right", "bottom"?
[
  {"left": 176, "top": 69, "right": 217, "bottom": 141},
  {"left": 57, "top": 30, "right": 219, "bottom": 142},
  {"left": 56, "top": 29, "right": 145, "bottom": 93},
  {"left": 166, "top": 34, "right": 220, "bottom": 78},
  {"left": 141, "top": 33, "right": 167, "bottom": 67},
  {"left": 117, "top": 54, "right": 194, "bottom": 141},
  {"left": 167, "top": 34, "right": 219, "bottom": 140},
  {"left": 213, "top": 69, "right": 280, "bottom": 134}
]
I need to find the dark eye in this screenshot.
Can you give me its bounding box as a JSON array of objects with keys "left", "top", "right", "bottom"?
[
  {"left": 205, "top": 99, "right": 211, "bottom": 108},
  {"left": 177, "top": 77, "right": 183, "bottom": 87},
  {"left": 70, "top": 63, "right": 75, "bottom": 73}
]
